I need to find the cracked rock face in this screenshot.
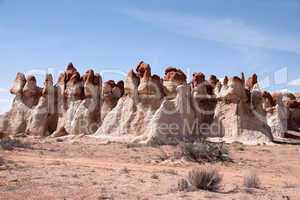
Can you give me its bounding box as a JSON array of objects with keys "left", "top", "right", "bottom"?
[{"left": 2, "top": 62, "right": 300, "bottom": 145}]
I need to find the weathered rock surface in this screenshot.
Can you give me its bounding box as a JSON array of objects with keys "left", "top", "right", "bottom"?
[
  {"left": 95, "top": 62, "right": 164, "bottom": 142},
  {"left": 133, "top": 84, "right": 196, "bottom": 145},
  {"left": 163, "top": 67, "right": 187, "bottom": 99},
  {"left": 191, "top": 73, "right": 217, "bottom": 137},
  {"left": 245, "top": 73, "right": 258, "bottom": 91},
  {"left": 0, "top": 63, "right": 103, "bottom": 138},
  {"left": 69, "top": 69, "right": 102, "bottom": 135},
  {"left": 2, "top": 62, "right": 300, "bottom": 145},
  {"left": 26, "top": 74, "right": 56, "bottom": 136},
  {"left": 52, "top": 66, "right": 103, "bottom": 137},
  {"left": 0, "top": 73, "right": 38, "bottom": 137},
  {"left": 101, "top": 80, "right": 123, "bottom": 122},
  {"left": 208, "top": 76, "right": 272, "bottom": 144}
]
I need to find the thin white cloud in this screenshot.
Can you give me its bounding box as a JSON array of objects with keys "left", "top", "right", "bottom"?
[
  {"left": 259, "top": 76, "right": 271, "bottom": 89},
  {"left": 288, "top": 78, "right": 300, "bottom": 86},
  {"left": 0, "top": 88, "right": 8, "bottom": 93},
  {"left": 0, "top": 99, "right": 11, "bottom": 103},
  {"left": 274, "top": 68, "right": 288, "bottom": 84},
  {"left": 0, "top": 97, "right": 12, "bottom": 114},
  {"left": 123, "top": 9, "right": 300, "bottom": 54}
]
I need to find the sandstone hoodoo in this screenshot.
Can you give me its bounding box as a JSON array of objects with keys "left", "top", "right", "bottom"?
[
  {"left": 245, "top": 73, "right": 259, "bottom": 91},
  {"left": 191, "top": 72, "right": 217, "bottom": 137},
  {"left": 96, "top": 61, "right": 165, "bottom": 143},
  {"left": 101, "top": 80, "right": 124, "bottom": 122},
  {"left": 1, "top": 61, "right": 300, "bottom": 145},
  {"left": 163, "top": 67, "right": 187, "bottom": 99},
  {"left": 26, "top": 73, "right": 56, "bottom": 136}
]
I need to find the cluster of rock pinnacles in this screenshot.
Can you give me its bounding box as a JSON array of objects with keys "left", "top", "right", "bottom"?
[{"left": 1, "top": 61, "right": 300, "bottom": 144}]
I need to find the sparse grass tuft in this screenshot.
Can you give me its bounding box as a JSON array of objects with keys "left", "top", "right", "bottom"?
[
  {"left": 160, "top": 169, "right": 178, "bottom": 175},
  {"left": 0, "top": 157, "right": 19, "bottom": 170},
  {"left": 244, "top": 174, "right": 261, "bottom": 189},
  {"left": 180, "top": 142, "right": 232, "bottom": 163},
  {"left": 177, "top": 178, "right": 189, "bottom": 192},
  {"left": 151, "top": 174, "right": 159, "bottom": 179},
  {"left": 126, "top": 143, "right": 143, "bottom": 148},
  {"left": 120, "top": 167, "right": 130, "bottom": 174},
  {"left": 0, "top": 138, "right": 32, "bottom": 151},
  {"left": 0, "top": 156, "right": 4, "bottom": 166},
  {"left": 187, "top": 168, "right": 222, "bottom": 192}
]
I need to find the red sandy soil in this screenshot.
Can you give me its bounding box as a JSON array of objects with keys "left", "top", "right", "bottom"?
[{"left": 1, "top": 137, "right": 300, "bottom": 200}]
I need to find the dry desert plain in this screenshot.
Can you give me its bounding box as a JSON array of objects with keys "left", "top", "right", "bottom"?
[{"left": 1, "top": 137, "right": 300, "bottom": 200}]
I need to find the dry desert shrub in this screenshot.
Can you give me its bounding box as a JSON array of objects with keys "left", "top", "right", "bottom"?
[
  {"left": 126, "top": 143, "right": 143, "bottom": 148},
  {"left": 160, "top": 169, "right": 178, "bottom": 175},
  {"left": 151, "top": 174, "right": 159, "bottom": 179},
  {"left": 244, "top": 173, "right": 261, "bottom": 189},
  {"left": 177, "top": 178, "right": 189, "bottom": 192},
  {"left": 0, "top": 138, "right": 32, "bottom": 151},
  {"left": 120, "top": 167, "right": 130, "bottom": 174},
  {"left": 0, "top": 156, "right": 4, "bottom": 166},
  {"left": 187, "top": 168, "right": 222, "bottom": 192},
  {"left": 180, "top": 142, "right": 232, "bottom": 163}
]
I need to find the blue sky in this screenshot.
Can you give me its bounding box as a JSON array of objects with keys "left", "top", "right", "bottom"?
[{"left": 0, "top": 0, "right": 300, "bottom": 112}]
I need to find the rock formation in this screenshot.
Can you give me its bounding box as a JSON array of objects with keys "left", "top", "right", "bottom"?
[
  {"left": 211, "top": 76, "right": 272, "bottom": 144},
  {"left": 0, "top": 73, "right": 32, "bottom": 137},
  {"left": 69, "top": 69, "right": 102, "bottom": 135},
  {"left": 52, "top": 65, "right": 85, "bottom": 137},
  {"left": 95, "top": 61, "right": 165, "bottom": 143},
  {"left": 0, "top": 63, "right": 103, "bottom": 138},
  {"left": 245, "top": 73, "right": 258, "bottom": 91},
  {"left": 1, "top": 62, "right": 300, "bottom": 145},
  {"left": 52, "top": 65, "right": 103, "bottom": 137},
  {"left": 26, "top": 74, "right": 56, "bottom": 136},
  {"left": 101, "top": 80, "right": 124, "bottom": 122},
  {"left": 163, "top": 67, "right": 187, "bottom": 99},
  {"left": 191, "top": 73, "right": 217, "bottom": 137}
]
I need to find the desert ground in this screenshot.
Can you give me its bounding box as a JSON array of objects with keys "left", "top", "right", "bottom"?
[{"left": 1, "top": 137, "right": 300, "bottom": 200}]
